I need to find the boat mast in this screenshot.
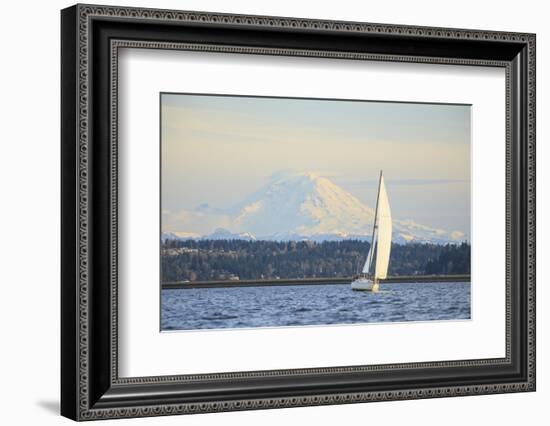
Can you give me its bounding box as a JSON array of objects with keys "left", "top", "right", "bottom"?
[{"left": 368, "top": 170, "right": 383, "bottom": 279}]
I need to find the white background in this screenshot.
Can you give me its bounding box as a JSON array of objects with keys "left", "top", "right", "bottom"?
[
  {"left": 119, "top": 50, "right": 505, "bottom": 377},
  {"left": 0, "top": 0, "right": 547, "bottom": 425}
]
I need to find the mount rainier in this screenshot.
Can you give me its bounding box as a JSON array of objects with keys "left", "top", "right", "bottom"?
[{"left": 162, "top": 172, "right": 465, "bottom": 244}]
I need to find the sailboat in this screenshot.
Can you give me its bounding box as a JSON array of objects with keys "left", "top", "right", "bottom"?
[{"left": 351, "top": 170, "right": 392, "bottom": 292}]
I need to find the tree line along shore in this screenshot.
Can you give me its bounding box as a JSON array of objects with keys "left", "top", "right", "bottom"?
[{"left": 161, "top": 239, "right": 470, "bottom": 284}]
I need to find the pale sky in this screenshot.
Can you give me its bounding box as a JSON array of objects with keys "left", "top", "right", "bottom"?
[{"left": 161, "top": 93, "right": 471, "bottom": 238}]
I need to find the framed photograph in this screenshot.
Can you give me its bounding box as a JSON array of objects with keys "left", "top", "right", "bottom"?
[{"left": 61, "top": 4, "right": 536, "bottom": 421}]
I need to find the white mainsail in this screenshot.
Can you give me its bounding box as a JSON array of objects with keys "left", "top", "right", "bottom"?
[{"left": 373, "top": 176, "right": 392, "bottom": 279}]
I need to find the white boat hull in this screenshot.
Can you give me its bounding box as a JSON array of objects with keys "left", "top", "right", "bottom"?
[{"left": 351, "top": 278, "right": 380, "bottom": 292}]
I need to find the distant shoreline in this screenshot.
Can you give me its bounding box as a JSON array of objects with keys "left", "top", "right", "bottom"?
[{"left": 162, "top": 274, "right": 470, "bottom": 289}]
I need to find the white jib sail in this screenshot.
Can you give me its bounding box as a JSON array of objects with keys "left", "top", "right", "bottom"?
[
  {"left": 374, "top": 176, "right": 392, "bottom": 279},
  {"left": 361, "top": 236, "right": 376, "bottom": 274}
]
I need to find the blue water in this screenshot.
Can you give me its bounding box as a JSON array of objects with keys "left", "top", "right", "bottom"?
[{"left": 161, "top": 282, "right": 471, "bottom": 331}]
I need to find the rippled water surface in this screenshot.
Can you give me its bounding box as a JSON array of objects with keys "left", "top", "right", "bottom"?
[{"left": 161, "top": 282, "right": 470, "bottom": 331}]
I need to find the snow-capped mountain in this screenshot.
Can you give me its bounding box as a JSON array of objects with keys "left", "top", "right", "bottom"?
[
  {"left": 203, "top": 228, "right": 257, "bottom": 241},
  {"left": 161, "top": 231, "right": 201, "bottom": 241},
  {"left": 162, "top": 172, "right": 466, "bottom": 244},
  {"left": 232, "top": 172, "right": 375, "bottom": 239}
]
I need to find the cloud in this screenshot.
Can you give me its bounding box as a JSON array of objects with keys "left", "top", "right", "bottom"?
[
  {"left": 162, "top": 208, "right": 232, "bottom": 235},
  {"left": 340, "top": 178, "right": 469, "bottom": 188},
  {"left": 450, "top": 230, "right": 466, "bottom": 240}
]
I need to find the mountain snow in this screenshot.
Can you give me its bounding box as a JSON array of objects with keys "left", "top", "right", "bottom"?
[
  {"left": 233, "top": 172, "right": 375, "bottom": 239},
  {"left": 204, "top": 228, "right": 257, "bottom": 241},
  {"left": 163, "top": 172, "right": 466, "bottom": 244}
]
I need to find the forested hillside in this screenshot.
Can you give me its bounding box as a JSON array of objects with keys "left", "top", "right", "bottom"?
[{"left": 161, "top": 239, "right": 470, "bottom": 283}]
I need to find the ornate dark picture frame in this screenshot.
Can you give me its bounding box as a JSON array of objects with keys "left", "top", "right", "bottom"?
[{"left": 61, "top": 3, "right": 536, "bottom": 421}]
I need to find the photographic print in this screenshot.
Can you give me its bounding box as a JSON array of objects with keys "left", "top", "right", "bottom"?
[{"left": 160, "top": 93, "right": 471, "bottom": 331}]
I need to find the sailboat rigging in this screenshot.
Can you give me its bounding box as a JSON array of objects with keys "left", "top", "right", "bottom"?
[{"left": 351, "top": 170, "right": 392, "bottom": 292}]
